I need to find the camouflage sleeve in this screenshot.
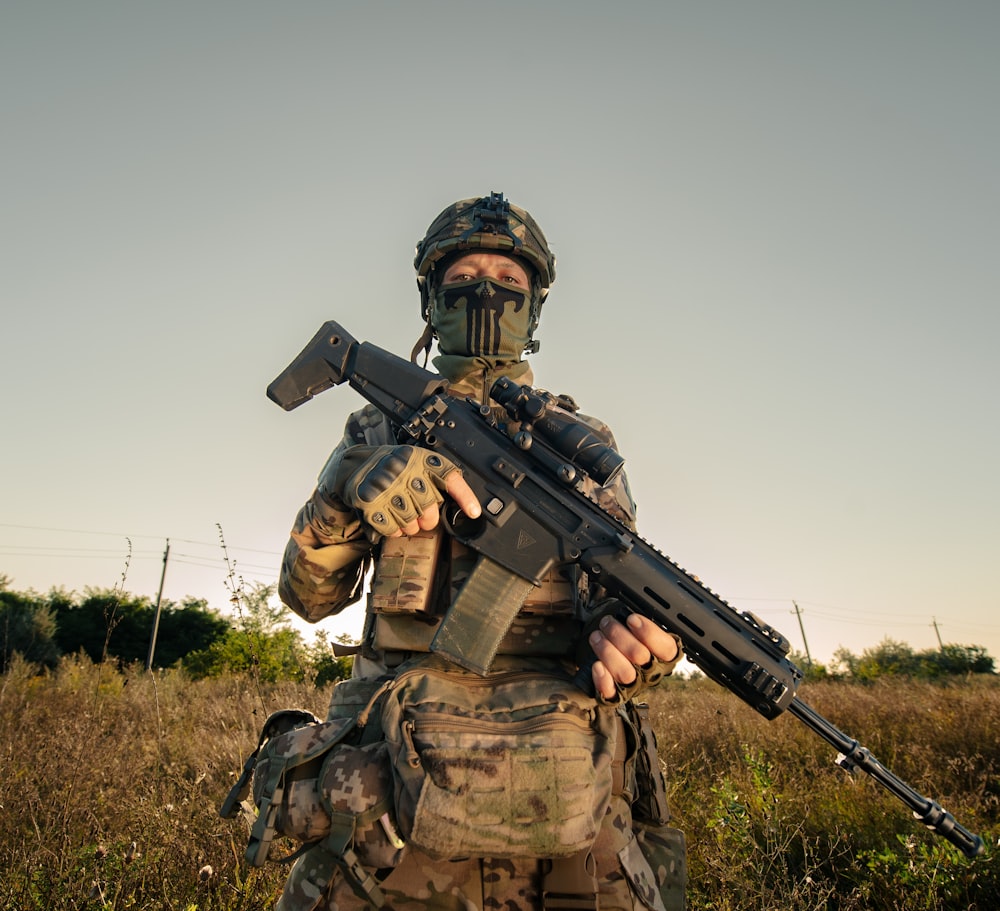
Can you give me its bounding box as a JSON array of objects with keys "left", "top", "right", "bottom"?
[
  {"left": 587, "top": 470, "right": 637, "bottom": 531},
  {"left": 278, "top": 407, "right": 395, "bottom": 623},
  {"left": 278, "top": 488, "right": 372, "bottom": 623}
]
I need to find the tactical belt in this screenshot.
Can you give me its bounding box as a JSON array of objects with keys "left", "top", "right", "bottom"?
[{"left": 542, "top": 850, "right": 598, "bottom": 911}]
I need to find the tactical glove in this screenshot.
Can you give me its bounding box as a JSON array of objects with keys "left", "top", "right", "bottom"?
[
  {"left": 578, "top": 599, "right": 683, "bottom": 704},
  {"left": 336, "top": 444, "right": 460, "bottom": 537}
]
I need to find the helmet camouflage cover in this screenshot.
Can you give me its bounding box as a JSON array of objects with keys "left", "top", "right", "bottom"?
[{"left": 414, "top": 192, "right": 556, "bottom": 332}]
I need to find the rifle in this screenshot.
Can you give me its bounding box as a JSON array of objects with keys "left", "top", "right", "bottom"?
[{"left": 267, "top": 320, "right": 985, "bottom": 859}]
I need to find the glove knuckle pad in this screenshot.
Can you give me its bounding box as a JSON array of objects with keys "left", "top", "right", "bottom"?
[{"left": 354, "top": 449, "right": 413, "bottom": 501}]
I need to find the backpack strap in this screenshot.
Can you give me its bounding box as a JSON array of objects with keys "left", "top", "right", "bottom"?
[
  {"left": 244, "top": 760, "right": 289, "bottom": 866},
  {"left": 280, "top": 802, "right": 393, "bottom": 910},
  {"left": 323, "top": 806, "right": 392, "bottom": 907}
]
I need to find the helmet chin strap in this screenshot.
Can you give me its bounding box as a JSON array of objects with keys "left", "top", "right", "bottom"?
[
  {"left": 409, "top": 322, "right": 435, "bottom": 366},
  {"left": 412, "top": 262, "right": 439, "bottom": 365}
]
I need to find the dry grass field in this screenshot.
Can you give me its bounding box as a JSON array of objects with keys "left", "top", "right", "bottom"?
[{"left": 1, "top": 656, "right": 996, "bottom": 910}]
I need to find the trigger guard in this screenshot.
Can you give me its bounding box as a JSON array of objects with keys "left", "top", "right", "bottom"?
[{"left": 441, "top": 503, "right": 488, "bottom": 541}]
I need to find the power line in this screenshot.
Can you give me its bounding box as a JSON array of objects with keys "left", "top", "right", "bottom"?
[
  {"left": 732, "top": 599, "right": 1000, "bottom": 656},
  {"left": 0, "top": 546, "right": 163, "bottom": 558},
  {"left": 731, "top": 597, "right": 979, "bottom": 630},
  {"left": 0, "top": 523, "right": 283, "bottom": 560},
  {"left": 0, "top": 523, "right": 162, "bottom": 541}
]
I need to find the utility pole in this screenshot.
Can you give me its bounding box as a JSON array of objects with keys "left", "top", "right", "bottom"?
[
  {"left": 932, "top": 617, "right": 944, "bottom": 651},
  {"left": 146, "top": 539, "right": 170, "bottom": 671},
  {"left": 792, "top": 601, "right": 813, "bottom": 668}
]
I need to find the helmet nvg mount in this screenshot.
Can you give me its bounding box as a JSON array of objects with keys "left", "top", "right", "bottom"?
[{"left": 414, "top": 192, "right": 556, "bottom": 352}]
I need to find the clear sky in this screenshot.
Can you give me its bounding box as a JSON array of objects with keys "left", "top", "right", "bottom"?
[{"left": 2, "top": 2, "right": 997, "bottom": 670}]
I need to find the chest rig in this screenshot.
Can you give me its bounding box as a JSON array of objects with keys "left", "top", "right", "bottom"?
[{"left": 340, "top": 389, "right": 634, "bottom": 665}]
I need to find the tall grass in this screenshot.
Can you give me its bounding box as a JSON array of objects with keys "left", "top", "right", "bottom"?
[
  {"left": 1, "top": 657, "right": 996, "bottom": 910},
  {"left": 647, "top": 675, "right": 1000, "bottom": 910},
  {"left": 0, "top": 655, "right": 315, "bottom": 910}
]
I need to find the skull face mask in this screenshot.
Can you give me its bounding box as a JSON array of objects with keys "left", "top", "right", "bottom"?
[{"left": 430, "top": 278, "right": 532, "bottom": 360}]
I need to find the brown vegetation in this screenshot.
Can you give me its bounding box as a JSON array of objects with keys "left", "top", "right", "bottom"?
[
  {"left": 646, "top": 675, "right": 1000, "bottom": 909},
  {"left": 1, "top": 657, "right": 997, "bottom": 910}
]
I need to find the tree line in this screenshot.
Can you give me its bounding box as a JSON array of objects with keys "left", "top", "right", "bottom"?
[
  {"left": 1, "top": 574, "right": 995, "bottom": 682},
  {"left": 0, "top": 575, "right": 353, "bottom": 685},
  {"left": 823, "top": 639, "right": 994, "bottom": 679}
]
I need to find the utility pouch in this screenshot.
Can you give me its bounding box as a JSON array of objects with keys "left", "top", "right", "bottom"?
[
  {"left": 627, "top": 701, "right": 671, "bottom": 826},
  {"left": 222, "top": 691, "right": 403, "bottom": 908},
  {"left": 381, "top": 656, "right": 618, "bottom": 860}
]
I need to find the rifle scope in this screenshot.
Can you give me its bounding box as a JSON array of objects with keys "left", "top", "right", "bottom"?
[{"left": 490, "top": 377, "right": 625, "bottom": 486}]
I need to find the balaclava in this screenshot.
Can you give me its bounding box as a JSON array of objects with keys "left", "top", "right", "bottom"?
[{"left": 430, "top": 271, "right": 533, "bottom": 361}]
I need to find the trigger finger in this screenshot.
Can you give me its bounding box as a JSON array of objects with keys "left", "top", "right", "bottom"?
[{"left": 445, "top": 472, "right": 481, "bottom": 519}]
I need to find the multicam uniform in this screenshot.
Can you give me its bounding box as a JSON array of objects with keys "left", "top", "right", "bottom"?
[
  {"left": 270, "top": 194, "right": 686, "bottom": 911},
  {"left": 276, "top": 368, "right": 684, "bottom": 911}
]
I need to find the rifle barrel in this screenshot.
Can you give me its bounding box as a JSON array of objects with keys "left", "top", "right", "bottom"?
[{"left": 788, "top": 698, "right": 984, "bottom": 858}]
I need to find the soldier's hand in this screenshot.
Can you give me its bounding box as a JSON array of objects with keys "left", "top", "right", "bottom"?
[
  {"left": 588, "top": 613, "right": 680, "bottom": 702},
  {"left": 341, "top": 444, "right": 480, "bottom": 537}
]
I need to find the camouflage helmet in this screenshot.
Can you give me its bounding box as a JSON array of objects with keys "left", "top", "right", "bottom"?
[{"left": 414, "top": 192, "right": 556, "bottom": 330}]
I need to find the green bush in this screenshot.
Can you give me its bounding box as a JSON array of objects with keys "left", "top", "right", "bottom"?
[
  {"left": 0, "top": 589, "right": 60, "bottom": 671},
  {"left": 833, "top": 638, "right": 996, "bottom": 681}
]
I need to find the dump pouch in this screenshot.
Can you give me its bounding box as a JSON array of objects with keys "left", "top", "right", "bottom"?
[{"left": 380, "top": 656, "right": 619, "bottom": 860}]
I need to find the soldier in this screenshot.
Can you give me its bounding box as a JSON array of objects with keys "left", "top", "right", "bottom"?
[{"left": 275, "top": 193, "right": 686, "bottom": 911}]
